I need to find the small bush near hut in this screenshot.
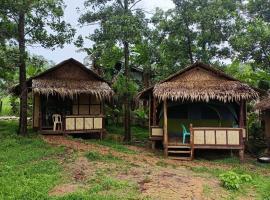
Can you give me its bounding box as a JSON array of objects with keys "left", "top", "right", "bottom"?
[{"left": 219, "top": 171, "right": 252, "bottom": 190}]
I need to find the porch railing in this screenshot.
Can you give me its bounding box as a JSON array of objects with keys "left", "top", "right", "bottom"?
[
  {"left": 190, "top": 125, "right": 245, "bottom": 149},
  {"left": 64, "top": 115, "right": 104, "bottom": 132}
]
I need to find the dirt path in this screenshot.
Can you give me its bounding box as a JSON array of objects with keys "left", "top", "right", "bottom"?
[{"left": 43, "top": 135, "right": 228, "bottom": 200}]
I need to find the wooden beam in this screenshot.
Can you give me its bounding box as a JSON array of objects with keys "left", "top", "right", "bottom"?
[{"left": 163, "top": 99, "right": 168, "bottom": 157}]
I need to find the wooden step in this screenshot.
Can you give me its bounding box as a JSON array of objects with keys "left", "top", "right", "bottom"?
[
  {"left": 168, "top": 145, "right": 191, "bottom": 149},
  {"left": 168, "top": 156, "right": 192, "bottom": 161},
  {"left": 168, "top": 150, "right": 191, "bottom": 154}
]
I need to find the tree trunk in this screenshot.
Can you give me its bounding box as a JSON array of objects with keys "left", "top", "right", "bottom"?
[
  {"left": 123, "top": 40, "right": 131, "bottom": 142},
  {"left": 142, "top": 67, "right": 150, "bottom": 109},
  {"left": 184, "top": 20, "right": 193, "bottom": 64},
  {"left": 18, "top": 12, "right": 27, "bottom": 135},
  {"left": 123, "top": 0, "right": 131, "bottom": 142}
]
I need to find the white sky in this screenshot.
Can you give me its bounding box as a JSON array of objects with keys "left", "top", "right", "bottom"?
[{"left": 28, "top": 0, "right": 175, "bottom": 64}]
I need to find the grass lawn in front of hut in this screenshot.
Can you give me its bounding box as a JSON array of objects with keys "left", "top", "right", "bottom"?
[{"left": 1, "top": 120, "right": 270, "bottom": 200}]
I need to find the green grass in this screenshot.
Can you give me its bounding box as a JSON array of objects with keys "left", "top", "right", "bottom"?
[
  {"left": 85, "top": 151, "right": 123, "bottom": 163},
  {"left": 0, "top": 120, "right": 65, "bottom": 200},
  {"left": 90, "top": 139, "right": 136, "bottom": 154},
  {"left": 53, "top": 175, "right": 144, "bottom": 200},
  {"left": 0, "top": 96, "right": 12, "bottom": 116},
  {"left": 190, "top": 158, "right": 270, "bottom": 200}
]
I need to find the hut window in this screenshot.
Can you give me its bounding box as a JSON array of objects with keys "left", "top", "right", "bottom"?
[{"left": 72, "top": 94, "right": 101, "bottom": 115}]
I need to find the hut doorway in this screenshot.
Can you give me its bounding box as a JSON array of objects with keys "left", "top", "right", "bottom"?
[{"left": 40, "top": 95, "right": 72, "bottom": 130}]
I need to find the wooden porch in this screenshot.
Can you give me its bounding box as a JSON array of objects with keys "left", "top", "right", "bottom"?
[
  {"left": 33, "top": 93, "right": 105, "bottom": 138},
  {"left": 149, "top": 99, "right": 246, "bottom": 161}
]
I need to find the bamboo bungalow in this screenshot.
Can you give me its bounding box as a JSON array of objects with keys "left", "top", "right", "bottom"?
[
  {"left": 255, "top": 95, "right": 270, "bottom": 152},
  {"left": 138, "top": 62, "right": 259, "bottom": 160},
  {"left": 12, "top": 58, "right": 114, "bottom": 138}
]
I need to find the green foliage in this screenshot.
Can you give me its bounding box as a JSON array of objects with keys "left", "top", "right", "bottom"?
[
  {"left": 150, "top": 0, "right": 238, "bottom": 79},
  {"left": 230, "top": 3, "right": 270, "bottom": 71},
  {"left": 219, "top": 171, "right": 252, "bottom": 190},
  {"left": 9, "top": 96, "right": 19, "bottom": 115},
  {"left": 133, "top": 107, "right": 148, "bottom": 121},
  {"left": 225, "top": 60, "right": 270, "bottom": 88},
  {"left": 0, "top": 96, "right": 12, "bottom": 116},
  {"left": 113, "top": 74, "right": 139, "bottom": 98},
  {"left": 0, "top": 0, "right": 75, "bottom": 48}
]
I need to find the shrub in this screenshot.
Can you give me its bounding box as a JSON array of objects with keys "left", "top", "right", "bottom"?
[{"left": 219, "top": 171, "right": 252, "bottom": 190}]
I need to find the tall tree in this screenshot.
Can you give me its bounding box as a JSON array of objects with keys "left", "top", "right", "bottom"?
[
  {"left": 0, "top": 0, "right": 75, "bottom": 135},
  {"left": 230, "top": 0, "right": 270, "bottom": 71},
  {"left": 151, "top": 0, "right": 238, "bottom": 79},
  {"left": 79, "top": 0, "right": 147, "bottom": 142}
]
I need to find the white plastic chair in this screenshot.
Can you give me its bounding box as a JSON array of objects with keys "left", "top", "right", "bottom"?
[{"left": 52, "top": 114, "right": 62, "bottom": 131}]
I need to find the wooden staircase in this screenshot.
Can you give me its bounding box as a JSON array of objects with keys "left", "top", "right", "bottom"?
[{"left": 166, "top": 144, "right": 194, "bottom": 160}]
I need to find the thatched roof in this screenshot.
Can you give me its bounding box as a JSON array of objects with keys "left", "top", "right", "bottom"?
[
  {"left": 255, "top": 94, "right": 270, "bottom": 111},
  {"left": 138, "top": 62, "right": 259, "bottom": 103},
  {"left": 11, "top": 58, "right": 114, "bottom": 99},
  {"left": 32, "top": 79, "right": 113, "bottom": 99}
]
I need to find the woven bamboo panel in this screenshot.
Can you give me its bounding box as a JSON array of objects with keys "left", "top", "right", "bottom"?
[
  {"left": 79, "top": 94, "right": 89, "bottom": 104},
  {"left": 94, "top": 118, "right": 103, "bottom": 129},
  {"left": 79, "top": 105, "right": 89, "bottom": 115},
  {"left": 90, "top": 105, "right": 101, "bottom": 115},
  {"left": 66, "top": 118, "right": 75, "bottom": 130},
  {"left": 194, "top": 130, "right": 205, "bottom": 144},
  {"left": 33, "top": 94, "right": 40, "bottom": 128},
  {"left": 173, "top": 68, "right": 222, "bottom": 82},
  {"left": 216, "top": 130, "right": 227, "bottom": 144},
  {"left": 227, "top": 130, "right": 240, "bottom": 145},
  {"left": 205, "top": 130, "right": 215, "bottom": 144},
  {"left": 72, "top": 105, "right": 78, "bottom": 115},
  {"left": 76, "top": 118, "right": 84, "bottom": 130},
  {"left": 85, "top": 118, "right": 93, "bottom": 129},
  {"left": 152, "top": 127, "right": 163, "bottom": 136},
  {"left": 91, "top": 96, "right": 100, "bottom": 104}
]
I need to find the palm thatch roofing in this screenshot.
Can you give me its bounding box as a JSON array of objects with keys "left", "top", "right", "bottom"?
[
  {"left": 138, "top": 62, "right": 259, "bottom": 103},
  {"left": 11, "top": 58, "right": 114, "bottom": 99},
  {"left": 255, "top": 94, "right": 270, "bottom": 111}
]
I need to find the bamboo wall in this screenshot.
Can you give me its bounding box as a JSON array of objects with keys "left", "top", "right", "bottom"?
[
  {"left": 33, "top": 93, "right": 40, "bottom": 128},
  {"left": 72, "top": 94, "right": 101, "bottom": 115}
]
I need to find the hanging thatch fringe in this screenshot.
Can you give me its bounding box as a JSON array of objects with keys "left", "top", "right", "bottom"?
[
  {"left": 32, "top": 79, "right": 114, "bottom": 100},
  {"left": 153, "top": 80, "right": 258, "bottom": 103}
]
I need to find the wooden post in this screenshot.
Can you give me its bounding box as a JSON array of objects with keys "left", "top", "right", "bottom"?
[
  {"left": 239, "top": 101, "right": 245, "bottom": 161},
  {"left": 163, "top": 99, "right": 168, "bottom": 157},
  {"left": 153, "top": 97, "right": 157, "bottom": 126},
  {"left": 190, "top": 124, "right": 194, "bottom": 160},
  {"left": 239, "top": 100, "right": 244, "bottom": 128},
  {"left": 151, "top": 140, "right": 156, "bottom": 150},
  {"left": 148, "top": 95, "right": 152, "bottom": 138}
]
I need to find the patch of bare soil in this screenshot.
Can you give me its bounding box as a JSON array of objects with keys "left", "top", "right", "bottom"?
[
  {"left": 49, "top": 183, "right": 80, "bottom": 196},
  {"left": 117, "top": 165, "right": 226, "bottom": 200},
  {"left": 43, "top": 136, "right": 228, "bottom": 199}
]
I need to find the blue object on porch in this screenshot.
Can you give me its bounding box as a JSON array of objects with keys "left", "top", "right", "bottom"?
[{"left": 181, "top": 124, "right": 190, "bottom": 144}]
